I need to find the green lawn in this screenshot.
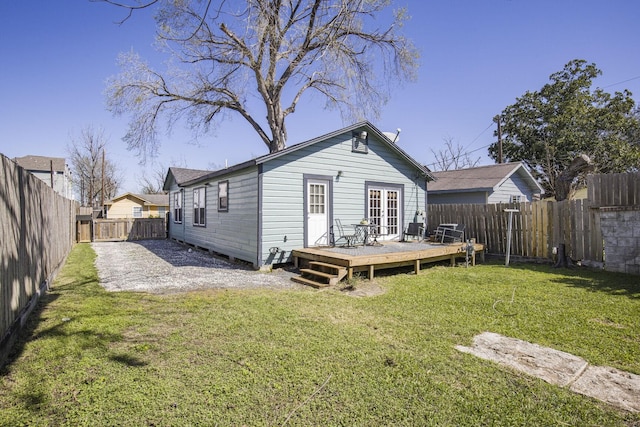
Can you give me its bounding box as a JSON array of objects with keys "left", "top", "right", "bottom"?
[{"left": 1, "top": 243, "right": 639, "bottom": 426}]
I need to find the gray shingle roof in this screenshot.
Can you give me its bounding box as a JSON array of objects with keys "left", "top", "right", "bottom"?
[
  {"left": 14, "top": 155, "right": 66, "bottom": 172},
  {"left": 168, "top": 167, "right": 211, "bottom": 185},
  {"left": 133, "top": 193, "right": 169, "bottom": 206},
  {"left": 106, "top": 193, "right": 169, "bottom": 206},
  {"left": 428, "top": 162, "right": 534, "bottom": 192}
]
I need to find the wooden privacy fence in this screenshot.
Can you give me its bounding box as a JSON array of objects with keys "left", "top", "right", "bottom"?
[
  {"left": 1, "top": 154, "right": 76, "bottom": 365},
  {"left": 428, "top": 172, "right": 639, "bottom": 264},
  {"left": 428, "top": 200, "right": 603, "bottom": 263},
  {"left": 92, "top": 218, "right": 167, "bottom": 241}
]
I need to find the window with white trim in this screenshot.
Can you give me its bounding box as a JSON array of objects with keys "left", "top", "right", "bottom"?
[
  {"left": 173, "top": 191, "right": 183, "bottom": 223},
  {"left": 218, "top": 181, "right": 228, "bottom": 212},
  {"left": 510, "top": 195, "right": 522, "bottom": 203},
  {"left": 132, "top": 206, "right": 142, "bottom": 218},
  {"left": 193, "top": 187, "right": 206, "bottom": 226}
]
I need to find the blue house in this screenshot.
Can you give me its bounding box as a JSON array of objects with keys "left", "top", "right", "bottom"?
[
  {"left": 163, "top": 122, "right": 434, "bottom": 269},
  {"left": 427, "top": 162, "right": 544, "bottom": 204}
]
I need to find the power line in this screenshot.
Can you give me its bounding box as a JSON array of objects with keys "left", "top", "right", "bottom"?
[
  {"left": 424, "top": 121, "right": 496, "bottom": 170},
  {"left": 600, "top": 75, "right": 640, "bottom": 89}
]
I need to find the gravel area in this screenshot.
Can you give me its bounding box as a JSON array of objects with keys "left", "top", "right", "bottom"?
[{"left": 92, "top": 240, "right": 301, "bottom": 293}]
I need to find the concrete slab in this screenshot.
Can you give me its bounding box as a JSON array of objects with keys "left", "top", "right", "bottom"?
[
  {"left": 570, "top": 365, "right": 640, "bottom": 413},
  {"left": 456, "top": 332, "right": 640, "bottom": 413},
  {"left": 455, "top": 332, "right": 588, "bottom": 387}
]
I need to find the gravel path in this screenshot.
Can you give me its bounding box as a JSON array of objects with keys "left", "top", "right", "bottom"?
[{"left": 92, "top": 240, "right": 300, "bottom": 293}]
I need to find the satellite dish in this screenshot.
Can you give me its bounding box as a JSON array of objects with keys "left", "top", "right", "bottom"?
[{"left": 383, "top": 129, "right": 401, "bottom": 143}]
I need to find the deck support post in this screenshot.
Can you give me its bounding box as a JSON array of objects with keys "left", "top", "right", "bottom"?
[
  {"left": 414, "top": 259, "right": 420, "bottom": 275},
  {"left": 347, "top": 267, "right": 353, "bottom": 280},
  {"left": 450, "top": 255, "right": 456, "bottom": 266},
  {"left": 368, "top": 265, "right": 374, "bottom": 280}
]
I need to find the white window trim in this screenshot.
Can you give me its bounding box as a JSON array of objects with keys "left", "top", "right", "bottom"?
[
  {"left": 193, "top": 187, "right": 206, "bottom": 227},
  {"left": 173, "top": 191, "right": 183, "bottom": 223},
  {"left": 218, "top": 181, "right": 229, "bottom": 212}
]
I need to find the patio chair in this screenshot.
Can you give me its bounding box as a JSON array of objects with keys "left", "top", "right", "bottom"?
[
  {"left": 333, "top": 219, "right": 360, "bottom": 248},
  {"left": 403, "top": 222, "right": 425, "bottom": 241},
  {"left": 442, "top": 224, "right": 465, "bottom": 243}
]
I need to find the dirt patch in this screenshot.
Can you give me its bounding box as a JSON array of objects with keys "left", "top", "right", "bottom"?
[
  {"left": 341, "top": 281, "right": 387, "bottom": 297},
  {"left": 92, "top": 240, "right": 303, "bottom": 293}
]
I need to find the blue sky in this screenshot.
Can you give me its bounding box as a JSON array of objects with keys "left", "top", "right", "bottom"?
[{"left": 1, "top": 1, "right": 639, "bottom": 193}]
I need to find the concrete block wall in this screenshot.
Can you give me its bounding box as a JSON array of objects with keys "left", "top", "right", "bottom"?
[{"left": 600, "top": 207, "right": 640, "bottom": 275}]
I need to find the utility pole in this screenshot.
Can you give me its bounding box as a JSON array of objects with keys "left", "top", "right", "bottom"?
[
  {"left": 100, "top": 149, "right": 105, "bottom": 211},
  {"left": 494, "top": 115, "right": 503, "bottom": 164}
]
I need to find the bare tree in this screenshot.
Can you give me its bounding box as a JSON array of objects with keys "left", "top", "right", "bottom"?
[
  {"left": 102, "top": 0, "right": 419, "bottom": 158},
  {"left": 430, "top": 137, "right": 480, "bottom": 171},
  {"left": 67, "top": 126, "right": 122, "bottom": 207},
  {"left": 138, "top": 163, "right": 168, "bottom": 194}
]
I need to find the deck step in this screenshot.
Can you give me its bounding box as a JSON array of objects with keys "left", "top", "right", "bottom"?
[
  {"left": 291, "top": 275, "right": 329, "bottom": 288},
  {"left": 309, "top": 261, "right": 347, "bottom": 273},
  {"left": 292, "top": 261, "right": 349, "bottom": 288},
  {"left": 299, "top": 268, "right": 337, "bottom": 279}
]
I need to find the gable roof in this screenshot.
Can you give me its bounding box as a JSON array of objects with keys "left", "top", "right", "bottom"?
[
  {"left": 173, "top": 121, "right": 434, "bottom": 188},
  {"left": 14, "top": 155, "right": 67, "bottom": 172},
  {"left": 106, "top": 192, "right": 169, "bottom": 206},
  {"left": 428, "top": 162, "right": 544, "bottom": 194},
  {"left": 163, "top": 167, "right": 211, "bottom": 191}
]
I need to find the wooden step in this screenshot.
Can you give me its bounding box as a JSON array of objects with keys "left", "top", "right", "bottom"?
[
  {"left": 299, "top": 268, "right": 336, "bottom": 279},
  {"left": 291, "top": 275, "right": 329, "bottom": 288},
  {"left": 308, "top": 262, "right": 348, "bottom": 283},
  {"left": 309, "top": 261, "right": 347, "bottom": 273},
  {"left": 293, "top": 261, "right": 349, "bottom": 288}
]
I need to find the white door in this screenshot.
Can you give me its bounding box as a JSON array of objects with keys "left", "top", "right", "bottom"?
[
  {"left": 368, "top": 187, "right": 401, "bottom": 240},
  {"left": 306, "top": 181, "right": 329, "bottom": 246}
]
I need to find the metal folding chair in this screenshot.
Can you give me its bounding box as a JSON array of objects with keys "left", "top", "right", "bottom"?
[{"left": 333, "top": 219, "right": 359, "bottom": 248}]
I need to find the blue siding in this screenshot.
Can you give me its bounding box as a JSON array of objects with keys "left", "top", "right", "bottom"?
[
  {"left": 489, "top": 173, "right": 535, "bottom": 203},
  {"left": 169, "top": 168, "right": 260, "bottom": 266},
  {"left": 260, "top": 132, "right": 426, "bottom": 265},
  {"left": 166, "top": 126, "right": 428, "bottom": 268}
]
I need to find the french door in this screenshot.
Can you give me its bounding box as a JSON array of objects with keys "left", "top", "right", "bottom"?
[{"left": 367, "top": 185, "right": 401, "bottom": 240}]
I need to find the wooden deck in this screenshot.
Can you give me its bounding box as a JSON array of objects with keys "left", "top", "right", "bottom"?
[{"left": 292, "top": 240, "right": 485, "bottom": 281}]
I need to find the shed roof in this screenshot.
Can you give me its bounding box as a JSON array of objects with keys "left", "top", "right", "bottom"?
[
  {"left": 172, "top": 121, "right": 434, "bottom": 188},
  {"left": 428, "top": 162, "right": 544, "bottom": 194},
  {"left": 14, "top": 155, "right": 66, "bottom": 172}
]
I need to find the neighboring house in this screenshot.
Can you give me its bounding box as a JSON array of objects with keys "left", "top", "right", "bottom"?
[
  {"left": 427, "top": 162, "right": 544, "bottom": 204},
  {"left": 105, "top": 193, "right": 170, "bottom": 219},
  {"left": 163, "top": 122, "right": 434, "bottom": 268},
  {"left": 14, "top": 155, "right": 73, "bottom": 199}
]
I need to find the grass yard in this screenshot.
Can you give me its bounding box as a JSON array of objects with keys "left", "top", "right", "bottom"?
[{"left": 1, "top": 243, "right": 639, "bottom": 426}]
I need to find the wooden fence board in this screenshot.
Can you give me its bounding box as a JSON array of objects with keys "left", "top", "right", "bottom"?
[
  {"left": 1, "top": 154, "right": 76, "bottom": 364},
  {"left": 93, "top": 218, "right": 166, "bottom": 241},
  {"left": 427, "top": 193, "right": 605, "bottom": 263}
]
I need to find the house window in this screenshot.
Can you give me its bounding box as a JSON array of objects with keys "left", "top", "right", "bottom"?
[
  {"left": 132, "top": 206, "right": 142, "bottom": 218},
  {"left": 352, "top": 130, "right": 369, "bottom": 153},
  {"left": 193, "top": 187, "right": 206, "bottom": 226},
  {"left": 510, "top": 195, "right": 522, "bottom": 203},
  {"left": 218, "top": 181, "right": 228, "bottom": 212},
  {"left": 157, "top": 207, "right": 166, "bottom": 219},
  {"left": 173, "top": 191, "right": 183, "bottom": 223}
]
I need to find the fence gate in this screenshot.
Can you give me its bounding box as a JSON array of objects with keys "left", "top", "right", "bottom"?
[{"left": 91, "top": 218, "right": 167, "bottom": 242}]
